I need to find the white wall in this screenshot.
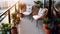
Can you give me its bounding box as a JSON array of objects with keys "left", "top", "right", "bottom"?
[
  {"left": 0, "top": 0, "right": 18, "bottom": 7},
  {"left": 20, "top": 0, "right": 60, "bottom": 4},
  {"left": 0, "top": 0, "right": 60, "bottom": 8},
  {"left": 0, "top": 1, "right": 8, "bottom": 9},
  {"left": 20, "top": 0, "right": 44, "bottom": 5}
]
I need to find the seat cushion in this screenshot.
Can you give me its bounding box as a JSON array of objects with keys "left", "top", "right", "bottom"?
[
  {"left": 23, "top": 11, "right": 31, "bottom": 15},
  {"left": 38, "top": 8, "right": 45, "bottom": 15},
  {"left": 33, "top": 15, "right": 40, "bottom": 20},
  {"left": 33, "top": 8, "right": 46, "bottom": 20},
  {"left": 26, "top": 5, "right": 32, "bottom": 12},
  {"left": 23, "top": 5, "right": 32, "bottom": 15}
]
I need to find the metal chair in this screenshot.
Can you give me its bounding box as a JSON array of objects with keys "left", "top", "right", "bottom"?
[{"left": 33, "top": 8, "right": 48, "bottom": 27}]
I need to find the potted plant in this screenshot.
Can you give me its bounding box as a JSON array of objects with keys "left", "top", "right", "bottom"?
[
  {"left": 1, "top": 23, "right": 11, "bottom": 34},
  {"left": 11, "top": 12, "right": 19, "bottom": 34},
  {"left": 12, "top": 12, "right": 20, "bottom": 25},
  {"left": 34, "top": 1, "right": 43, "bottom": 8},
  {"left": 54, "top": 17, "right": 60, "bottom": 34},
  {"left": 43, "top": 18, "right": 51, "bottom": 34}
]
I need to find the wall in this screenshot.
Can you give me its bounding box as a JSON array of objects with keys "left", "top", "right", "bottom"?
[
  {"left": 0, "top": 1, "right": 8, "bottom": 9},
  {"left": 20, "top": 0, "right": 44, "bottom": 5},
  {"left": 20, "top": 0, "right": 60, "bottom": 5}
]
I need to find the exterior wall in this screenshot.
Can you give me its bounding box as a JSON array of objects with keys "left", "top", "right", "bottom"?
[
  {"left": 0, "top": 0, "right": 60, "bottom": 8},
  {"left": 20, "top": 0, "right": 43, "bottom": 5},
  {"left": 20, "top": 0, "right": 60, "bottom": 4},
  {"left": 0, "top": 1, "right": 8, "bottom": 9}
]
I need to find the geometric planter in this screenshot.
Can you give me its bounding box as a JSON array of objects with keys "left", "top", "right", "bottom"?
[{"left": 43, "top": 23, "right": 51, "bottom": 34}]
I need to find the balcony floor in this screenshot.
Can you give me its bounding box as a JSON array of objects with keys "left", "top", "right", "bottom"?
[{"left": 17, "top": 16, "right": 45, "bottom": 34}]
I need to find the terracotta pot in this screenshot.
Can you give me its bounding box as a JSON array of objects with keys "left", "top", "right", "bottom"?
[
  {"left": 11, "top": 26, "right": 18, "bottom": 34},
  {"left": 20, "top": 13, "right": 24, "bottom": 18},
  {"left": 43, "top": 23, "right": 51, "bottom": 34}
]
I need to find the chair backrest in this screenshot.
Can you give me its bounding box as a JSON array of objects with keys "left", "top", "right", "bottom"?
[
  {"left": 38, "top": 8, "right": 45, "bottom": 15},
  {"left": 38, "top": 8, "right": 48, "bottom": 19},
  {"left": 26, "top": 5, "right": 32, "bottom": 12},
  {"left": 32, "top": 6, "right": 39, "bottom": 15}
]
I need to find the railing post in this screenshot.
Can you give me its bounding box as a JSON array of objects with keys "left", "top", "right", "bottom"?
[
  {"left": 18, "top": 1, "right": 20, "bottom": 13},
  {"left": 8, "top": 10, "right": 11, "bottom": 23},
  {"left": 15, "top": 4, "right": 16, "bottom": 12}
]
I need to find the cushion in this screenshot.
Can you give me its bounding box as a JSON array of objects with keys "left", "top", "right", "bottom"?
[
  {"left": 38, "top": 8, "right": 45, "bottom": 15},
  {"left": 26, "top": 5, "right": 32, "bottom": 12},
  {"left": 33, "top": 8, "right": 46, "bottom": 20},
  {"left": 23, "top": 11, "right": 31, "bottom": 15},
  {"left": 33, "top": 15, "right": 40, "bottom": 20},
  {"left": 23, "top": 5, "right": 32, "bottom": 15}
]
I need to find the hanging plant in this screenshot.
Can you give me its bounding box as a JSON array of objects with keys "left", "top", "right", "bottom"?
[{"left": 34, "top": 1, "right": 43, "bottom": 8}]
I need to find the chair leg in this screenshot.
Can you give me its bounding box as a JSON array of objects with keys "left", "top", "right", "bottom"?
[
  {"left": 36, "top": 20, "right": 38, "bottom": 27},
  {"left": 30, "top": 17, "right": 33, "bottom": 22}
]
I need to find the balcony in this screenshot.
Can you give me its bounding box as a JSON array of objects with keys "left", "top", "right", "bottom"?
[{"left": 0, "top": 0, "right": 60, "bottom": 34}]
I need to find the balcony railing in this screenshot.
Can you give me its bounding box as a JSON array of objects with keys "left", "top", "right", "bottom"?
[{"left": 0, "top": 0, "right": 20, "bottom": 23}]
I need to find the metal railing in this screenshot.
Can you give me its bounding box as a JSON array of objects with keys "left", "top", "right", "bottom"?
[{"left": 0, "top": 0, "right": 20, "bottom": 23}]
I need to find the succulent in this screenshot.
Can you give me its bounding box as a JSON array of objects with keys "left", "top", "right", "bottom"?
[{"left": 43, "top": 18, "right": 50, "bottom": 24}]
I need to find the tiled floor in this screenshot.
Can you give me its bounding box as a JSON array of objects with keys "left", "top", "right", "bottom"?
[{"left": 17, "top": 16, "right": 45, "bottom": 34}]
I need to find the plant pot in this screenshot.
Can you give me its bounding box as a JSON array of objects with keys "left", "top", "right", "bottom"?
[
  {"left": 57, "top": 24, "right": 60, "bottom": 34},
  {"left": 43, "top": 23, "right": 51, "bottom": 34},
  {"left": 20, "top": 13, "right": 24, "bottom": 18},
  {"left": 58, "top": 30, "right": 60, "bottom": 34},
  {"left": 11, "top": 26, "right": 18, "bottom": 34}
]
